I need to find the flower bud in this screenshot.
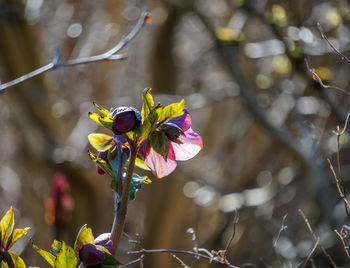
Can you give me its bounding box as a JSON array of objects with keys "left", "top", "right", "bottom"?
[
  {"left": 112, "top": 107, "right": 141, "bottom": 135},
  {"left": 162, "top": 123, "right": 184, "bottom": 143},
  {"left": 95, "top": 233, "right": 115, "bottom": 256},
  {"left": 79, "top": 244, "right": 105, "bottom": 266}
]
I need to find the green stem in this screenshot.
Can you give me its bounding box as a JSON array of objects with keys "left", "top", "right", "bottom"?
[{"left": 111, "top": 142, "right": 138, "bottom": 249}]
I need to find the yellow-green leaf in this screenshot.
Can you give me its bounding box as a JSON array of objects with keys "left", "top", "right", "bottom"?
[
  {"left": 9, "top": 252, "right": 26, "bottom": 268},
  {"left": 93, "top": 102, "right": 110, "bottom": 116},
  {"left": 31, "top": 240, "right": 55, "bottom": 267},
  {"left": 0, "top": 207, "right": 14, "bottom": 247},
  {"left": 139, "top": 107, "right": 161, "bottom": 143},
  {"left": 74, "top": 225, "right": 95, "bottom": 256},
  {"left": 135, "top": 157, "right": 150, "bottom": 171},
  {"left": 141, "top": 87, "right": 155, "bottom": 121},
  {"left": 88, "top": 112, "right": 113, "bottom": 130},
  {"left": 8, "top": 228, "right": 30, "bottom": 249},
  {"left": 88, "top": 133, "right": 114, "bottom": 151},
  {"left": 88, "top": 151, "right": 113, "bottom": 176},
  {"left": 158, "top": 99, "right": 185, "bottom": 124},
  {"left": 54, "top": 242, "right": 77, "bottom": 268}
]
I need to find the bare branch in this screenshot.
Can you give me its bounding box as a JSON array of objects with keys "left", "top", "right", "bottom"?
[
  {"left": 327, "top": 159, "right": 350, "bottom": 210},
  {"left": 301, "top": 237, "right": 319, "bottom": 268},
  {"left": 332, "top": 112, "right": 350, "bottom": 136},
  {"left": 298, "top": 209, "right": 338, "bottom": 268},
  {"left": 128, "top": 249, "right": 240, "bottom": 268},
  {"left": 273, "top": 214, "right": 288, "bottom": 248},
  {"left": 117, "top": 255, "right": 145, "bottom": 268},
  {"left": 334, "top": 229, "right": 350, "bottom": 259},
  {"left": 172, "top": 254, "right": 191, "bottom": 268},
  {"left": 0, "top": 8, "right": 150, "bottom": 93},
  {"left": 224, "top": 210, "right": 240, "bottom": 253},
  {"left": 317, "top": 22, "right": 350, "bottom": 64},
  {"left": 304, "top": 58, "right": 350, "bottom": 96}
]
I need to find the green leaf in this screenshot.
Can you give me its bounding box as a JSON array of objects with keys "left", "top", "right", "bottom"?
[
  {"left": 141, "top": 87, "right": 154, "bottom": 121},
  {"left": 149, "top": 130, "right": 169, "bottom": 160},
  {"left": 50, "top": 240, "right": 63, "bottom": 257},
  {"left": 158, "top": 99, "right": 185, "bottom": 124},
  {"left": 74, "top": 225, "right": 95, "bottom": 256},
  {"left": 0, "top": 207, "right": 14, "bottom": 248},
  {"left": 129, "top": 174, "right": 151, "bottom": 201},
  {"left": 93, "top": 102, "right": 110, "bottom": 116},
  {"left": 54, "top": 242, "right": 77, "bottom": 268},
  {"left": 88, "top": 133, "right": 114, "bottom": 151},
  {"left": 135, "top": 157, "right": 150, "bottom": 171},
  {"left": 9, "top": 252, "right": 26, "bottom": 268},
  {"left": 88, "top": 113, "right": 113, "bottom": 130},
  {"left": 31, "top": 239, "right": 56, "bottom": 267},
  {"left": 7, "top": 227, "right": 30, "bottom": 249},
  {"left": 139, "top": 107, "right": 161, "bottom": 143}
]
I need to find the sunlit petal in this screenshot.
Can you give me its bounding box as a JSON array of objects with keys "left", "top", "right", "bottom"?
[
  {"left": 168, "top": 109, "right": 191, "bottom": 132},
  {"left": 171, "top": 128, "right": 203, "bottom": 161},
  {"left": 144, "top": 144, "right": 177, "bottom": 178}
]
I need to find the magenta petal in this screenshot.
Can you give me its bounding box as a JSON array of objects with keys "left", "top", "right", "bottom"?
[
  {"left": 171, "top": 128, "right": 203, "bottom": 161},
  {"left": 144, "top": 143, "right": 177, "bottom": 178},
  {"left": 168, "top": 109, "right": 191, "bottom": 132}
]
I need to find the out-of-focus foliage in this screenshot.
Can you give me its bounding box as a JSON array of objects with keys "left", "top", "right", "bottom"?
[{"left": 1, "top": 0, "right": 350, "bottom": 267}]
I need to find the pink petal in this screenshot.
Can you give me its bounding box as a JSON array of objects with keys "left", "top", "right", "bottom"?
[
  {"left": 144, "top": 143, "right": 177, "bottom": 178},
  {"left": 168, "top": 109, "right": 191, "bottom": 132},
  {"left": 171, "top": 128, "right": 203, "bottom": 161}
]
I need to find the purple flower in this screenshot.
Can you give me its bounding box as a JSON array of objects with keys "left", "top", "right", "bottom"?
[
  {"left": 79, "top": 244, "right": 105, "bottom": 266},
  {"left": 94, "top": 233, "right": 115, "bottom": 256},
  {"left": 111, "top": 107, "right": 141, "bottom": 135},
  {"left": 139, "top": 110, "right": 202, "bottom": 178}
]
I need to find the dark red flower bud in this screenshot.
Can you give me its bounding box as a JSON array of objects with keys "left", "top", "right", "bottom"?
[
  {"left": 95, "top": 233, "right": 115, "bottom": 256},
  {"left": 111, "top": 107, "right": 141, "bottom": 135},
  {"left": 162, "top": 123, "right": 184, "bottom": 143},
  {"left": 79, "top": 244, "right": 105, "bottom": 266}
]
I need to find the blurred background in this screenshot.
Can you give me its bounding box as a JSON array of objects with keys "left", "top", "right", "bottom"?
[{"left": 1, "top": 0, "right": 350, "bottom": 267}]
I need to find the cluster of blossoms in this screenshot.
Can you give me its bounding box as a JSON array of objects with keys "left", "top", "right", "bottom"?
[{"left": 88, "top": 87, "right": 202, "bottom": 183}]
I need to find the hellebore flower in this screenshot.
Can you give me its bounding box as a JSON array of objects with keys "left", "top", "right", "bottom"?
[
  {"left": 94, "top": 233, "right": 115, "bottom": 256},
  {"left": 79, "top": 244, "right": 106, "bottom": 266},
  {"left": 111, "top": 107, "right": 141, "bottom": 135},
  {"left": 139, "top": 109, "right": 202, "bottom": 178},
  {"left": 0, "top": 207, "right": 29, "bottom": 268},
  {"left": 74, "top": 226, "right": 118, "bottom": 267}
]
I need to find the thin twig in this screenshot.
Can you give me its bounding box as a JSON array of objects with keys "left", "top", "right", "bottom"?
[
  {"left": 172, "top": 254, "right": 191, "bottom": 268},
  {"left": 333, "top": 119, "right": 350, "bottom": 219},
  {"left": 332, "top": 112, "right": 350, "bottom": 136},
  {"left": 0, "top": 8, "right": 150, "bottom": 93},
  {"left": 317, "top": 22, "right": 350, "bottom": 64},
  {"left": 334, "top": 229, "right": 350, "bottom": 259},
  {"left": 273, "top": 214, "right": 288, "bottom": 248},
  {"left": 298, "top": 209, "right": 338, "bottom": 268},
  {"left": 304, "top": 58, "right": 350, "bottom": 96},
  {"left": 187, "top": 228, "right": 198, "bottom": 254},
  {"left": 224, "top": 210, "right": 240, "bottom": 253},
  {"left": 128, "top": 249, "right": 241, "bottom": 268},
  {"left": 117, "top": 255, "right": 145, "bottom": 268},
  {"left": 301, "top": 237, "right": 319, "bottom": 268},
  {"left": 327, "top": 159, "right": 350, "bottom": 210}
]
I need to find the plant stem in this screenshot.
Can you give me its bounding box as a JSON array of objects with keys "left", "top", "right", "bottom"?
[{"left": 111, "top": 142, "right": 138, "bottom": 249}]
